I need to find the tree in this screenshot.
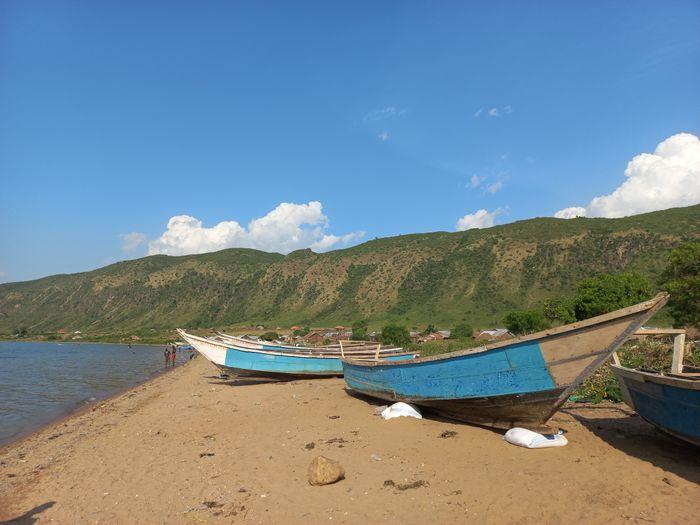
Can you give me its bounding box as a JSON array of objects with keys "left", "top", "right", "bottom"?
[
  {"left": 14, "top": 326, "right": 27, "bottom": 338},
  {"left": 261, "top": 331, "right": 279, "bottom": 341},
  {"left": 659, "top": 241, "right": 700, "bottom": 327},
  {"left": 351, "top": 319, "right": 369, "bottom": 341},
  {"left": 380, "top": 324, "right": 410, "bottom": 346},
  {"left": 574, "top": 272, "right": 652, "bottom": 321},
  {"left": 503, "top": 310, "right": 549, "bottom": 336},
  {"left": 543, "top": 298, "right": 576, "bottom": 325},
  {"left": 452, "top": 322, "right": 473, "bottom": 340}
]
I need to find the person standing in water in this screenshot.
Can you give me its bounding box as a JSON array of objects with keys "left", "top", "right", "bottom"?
[
  {"left": 171, "top": 345, "right": 177, "bottom": 366},
  {"left": 164, "top": 346, "right": 170, "bottom": 367}
]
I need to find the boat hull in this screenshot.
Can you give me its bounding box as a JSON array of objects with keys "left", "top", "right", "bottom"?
[
  {"left": 178, "top": 329, "right": 415, "bottom": 379},
  {"left": 343, "top": 294, "right": 668, "bottom": 431},
  {"left": 611, "top": 365, "right": 700, "bottom": 447}
]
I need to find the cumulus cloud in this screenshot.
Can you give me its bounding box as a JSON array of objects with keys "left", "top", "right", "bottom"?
[
  {"left": 119, "top": 232, "right": 148, "bottom": 253},
  {"left": 554, "top": 207, "right": 586, "bottom": 219},
  {"left": 378, "top": 131, "right": 389, "bottom": 142},
  {"left": 486, "top": 181, "right": 504, "bottom": 194},
  {"left": 469, "top": 175, "right": 482, "bottom": 188},
  {"left": 456, "top": 208, "right": 503, "bottom": 231},
  {"left": 554, "top": 133, "right": 700, "bottom": 219},
  {"left": 488, "top": 107, "right": 499, "bottom": 117},
  {"left": 147, "top": 201, "right": 364, "bottom": 256}
]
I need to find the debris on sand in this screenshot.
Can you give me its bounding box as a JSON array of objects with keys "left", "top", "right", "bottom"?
[
  {"left": 439, "top": 430, "right": 458, "bottom": 438},
  {"left": 383, "top": 479, "right": 429, "bottom": 491},
  {"left": 304, "top": 442, "right": 316, "bottom": 450}
]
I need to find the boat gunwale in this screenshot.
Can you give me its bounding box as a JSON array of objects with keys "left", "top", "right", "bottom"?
[
  {"left": 341, "top": 292, "right": 669, "bottom": 368},
  {"left": 610, "top": 364, "right": 700, "bottom": 391},
  {"left": 178, "top": 330, "right": 416, "bottom": 361},
  {"left": 215, "top": 331, "right": 403, "bottom": 354}
]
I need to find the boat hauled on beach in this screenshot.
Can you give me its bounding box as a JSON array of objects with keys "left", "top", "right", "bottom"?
[
  {"left": 177, "top": 329, "right": 417, "bottom": 380},
  {"left": 610, "top": 328, "right": 700, "bottom": 447},
  {"left": 342, "top": 293, "right": 669, "bottom": 432}
]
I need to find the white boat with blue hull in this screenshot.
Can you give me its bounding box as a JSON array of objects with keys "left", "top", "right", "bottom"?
[{"left": 178, "top": 329, "right": 416, "bottom": 380}]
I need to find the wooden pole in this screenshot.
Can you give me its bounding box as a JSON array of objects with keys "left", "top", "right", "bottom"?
[
  {"left": 375, "top": 344, "right": 381, "bottom": 361},
  {"left": 339, "top": 340, "right": 344, "bottom": 358}
]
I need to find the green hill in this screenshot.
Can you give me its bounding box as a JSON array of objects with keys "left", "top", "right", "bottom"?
[{"left": 1, "top": 205, "right": 698, "bottom": 339}]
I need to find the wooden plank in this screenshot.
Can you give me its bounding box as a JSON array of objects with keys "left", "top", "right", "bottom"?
[
  {"left": 634, "top": 328, "right": 686, "bottom": 335},
  {"left": 671, "top": 333, "right": 686, "bottom": 374}
]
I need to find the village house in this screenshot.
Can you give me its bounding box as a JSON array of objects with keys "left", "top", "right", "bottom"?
[{"left": 473, "top": 328, "right": 514, "bottom": 342}]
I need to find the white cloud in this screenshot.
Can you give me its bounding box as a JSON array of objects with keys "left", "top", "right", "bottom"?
[
  {"left": 488, "top": 107, "right": 500, "bottom": 117},
  {"left": 469, "top": 175, "right": 482, "bottom": 188},
  {"left": 456, "top": 208, "right": 503, "bottom": 231},
  {"left": 503, "top": 105, "right": 513, "bottom": 114},
  {"left": 119, "top": 232, "right": 148, "bottom": 253},
  {"left": 554, "top": 207, "right": 587, "bottom": 219},
  {"left": 554, "top": 132, "right": 700, "bottom": 219},
  {"left": 147, "top": 201, "right": 364, "bottom": 256},
  {"left": 378, "top": 131, "right": 389, "bottom": 142},
  {"left": 486, "top": 181, "right": 503, "bottom": 194},
  {"left": 473, "top": 107, "right": 484, "bottom": 118},
  {"left": 363, "top": 106, "right": 408, "bottom": 122}
]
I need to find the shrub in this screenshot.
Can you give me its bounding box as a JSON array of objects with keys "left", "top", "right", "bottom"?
[
  {"left": 659, "top": 241, "right": 700, "bottom": 327},
  {"left": 503, "top": 310, "right": 549, "bottom": 335},
  {"left": 261, "top": 331, "right": 279, "bottom": 341},
  {"left": 451, "top": 323, "right": 473, "bottom": 340},
  {"left": 380, "top": 324, "right": 410, "bottom": 346},
  {"left": 574, "top": 272, "right": 652, "bottom": 321},
  {"left": 351, "top": 319, "right": 369, "bottom": 341}
]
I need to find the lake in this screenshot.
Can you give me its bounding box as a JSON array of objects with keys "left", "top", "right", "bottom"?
[{"left": 0, "top": 341, "right": 185, "bottom": 446}]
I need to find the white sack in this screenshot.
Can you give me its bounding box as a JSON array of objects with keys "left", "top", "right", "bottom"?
[
  {"left": 380, "top": 402, "right": 422, "bottom": 420},
  {"left": 503, "top": 427, "right": 568, "bottom": 448}
]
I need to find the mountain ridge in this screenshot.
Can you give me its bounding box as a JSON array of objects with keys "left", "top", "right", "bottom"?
[{"left": 1, "top": 205, "right": 698, "bottom": 336}]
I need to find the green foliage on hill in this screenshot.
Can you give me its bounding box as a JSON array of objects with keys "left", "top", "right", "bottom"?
[
  {"left": 0, "top": 205, "right": 698, "bottom": 340},
  {"left": 659, "top": 241, "right": 700, "bottom": 327},
  {"left": 380, "top": 324, "right": 411, "bottom": 346}
]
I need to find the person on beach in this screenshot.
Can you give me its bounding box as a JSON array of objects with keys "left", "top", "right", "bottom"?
[
  {"left": 164, "top": 347, "right": 170, "bottom": 367},
  {"left": 171, "top": 346, "right": 176, "bottom": 366}
]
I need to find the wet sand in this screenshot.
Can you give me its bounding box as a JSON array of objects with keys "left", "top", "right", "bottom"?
[{"left": 1, "top": 357, "right": 698, "bottom": 524}]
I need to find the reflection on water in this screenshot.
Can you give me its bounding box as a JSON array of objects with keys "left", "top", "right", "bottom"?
[{"left": 0, "top": 341, "right": 182, "bottom": 445}]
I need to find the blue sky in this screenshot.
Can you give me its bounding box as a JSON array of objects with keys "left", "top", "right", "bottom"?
[{"left": 1, "top": 1, "right": 699, "bottom": 283}]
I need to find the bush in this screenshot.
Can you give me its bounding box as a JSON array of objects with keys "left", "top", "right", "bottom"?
[
  {"left": 380, "top": 324, "right": 410, "bottom": 346},
  {"left": 575, "top": 338, "right": 700, "bottom": 402},
  {"left": 574, "top": 272, "right": 652, "bottom": 321},
  {"left": 451, "top": 323, "right": 473, "bottom": 340},
  {"left": 292, "top": 326, "right": 310, "bottom": 337},
  {"left": 260, "top": 331, "right": 279, "bottom": 341},
  {"left": 503, "top": 310, "right": 549, "bottom": 336},
  {"left": 351, "top": 319, "right": 369, "bottom": 341},
  {"left": 543, "top": 298, "right": 576, "bottom": 325},
  {"left": 659, "top": 241, "right": 700, "bottom": 327}
]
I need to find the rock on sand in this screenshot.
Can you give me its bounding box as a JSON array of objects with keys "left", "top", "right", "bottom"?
[{"left": 307, "top": 456, "right": 345, "bottom": 486}]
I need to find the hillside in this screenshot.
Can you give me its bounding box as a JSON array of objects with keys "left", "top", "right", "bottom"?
[{"left": 1, "top": 205, "right": 698, "bottom": 337}]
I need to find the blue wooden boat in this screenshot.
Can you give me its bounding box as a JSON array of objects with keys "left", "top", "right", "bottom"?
[
  {"left": 611, "top": 360, "right": 700, "bottom": 447},
  {"left": 178, "top": 329, "right": 416, "bottom": 380},
  {"left": 342, "top": 293, "right": 668, "bottom": 431}
]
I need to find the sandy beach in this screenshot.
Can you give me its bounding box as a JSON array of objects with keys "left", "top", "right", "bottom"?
[{"left": 1, "top": 357, "right": 698, "bottom": 524}]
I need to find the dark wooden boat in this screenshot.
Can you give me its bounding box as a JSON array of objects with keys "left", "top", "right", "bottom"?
[{"left": 342, "top": 293, "right": 668, "bottom": 431}]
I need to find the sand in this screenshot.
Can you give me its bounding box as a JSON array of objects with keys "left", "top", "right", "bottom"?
[{"left": 1, "top": 357, "right": 698, "bottom": 524}]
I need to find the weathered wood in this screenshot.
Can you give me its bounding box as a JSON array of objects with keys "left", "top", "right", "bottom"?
[{"left": 671, "top": 333, "right": 686, "bottom": 374}]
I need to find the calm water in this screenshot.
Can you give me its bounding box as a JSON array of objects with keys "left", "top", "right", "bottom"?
[{"left": 0, "top": 341, "right": 184, "bottom": 445}]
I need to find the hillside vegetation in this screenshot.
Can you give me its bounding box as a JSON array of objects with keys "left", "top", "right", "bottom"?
[{"left": 1, "top": 205, "right": 698, "bottom": 339}]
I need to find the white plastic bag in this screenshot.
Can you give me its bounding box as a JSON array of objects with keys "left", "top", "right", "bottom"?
[
  {"left": 380, "top": 402, "right": 422, "bottom": 420},
  {"left": 503, "top": 427, "right": 568, "bottom": 448}
]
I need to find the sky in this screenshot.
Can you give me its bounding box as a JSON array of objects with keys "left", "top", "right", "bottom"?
[{"left": 1, "top": 1, "right": 699, "bottom": 283}]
